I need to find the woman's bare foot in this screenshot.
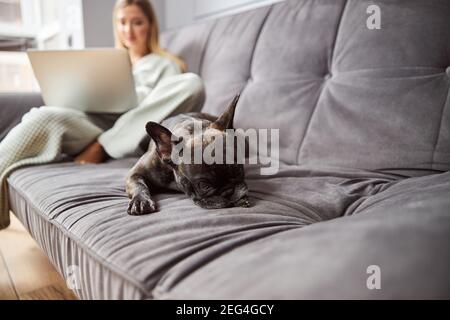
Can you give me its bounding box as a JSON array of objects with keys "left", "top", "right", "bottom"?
[{"left": 75, "top": 141, "right": 108, "bottom": 164}]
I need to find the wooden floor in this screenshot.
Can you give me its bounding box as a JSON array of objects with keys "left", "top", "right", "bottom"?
[{"left": 0, "top": 214, "right": 78, "bottom": 300}]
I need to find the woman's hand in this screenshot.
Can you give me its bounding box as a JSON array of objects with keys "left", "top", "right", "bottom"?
[{"left": 74, "top": 140, "right": 108, "bottom": 164}]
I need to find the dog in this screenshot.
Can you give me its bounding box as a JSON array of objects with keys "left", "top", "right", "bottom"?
[{"left": 126, "top": 94, "right": 250, "bottom": 215}]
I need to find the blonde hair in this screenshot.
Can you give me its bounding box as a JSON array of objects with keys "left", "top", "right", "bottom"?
[{"left": 113, "top": 0, "right": 187, "bottom": 72}]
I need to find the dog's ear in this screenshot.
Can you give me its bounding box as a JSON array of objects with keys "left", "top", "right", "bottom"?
[
  {"left": 210, "top": 94, "right": 240, "bottom": 131},
  {"left": 146, "top": 122, "right": 181, "bottom": 164}
]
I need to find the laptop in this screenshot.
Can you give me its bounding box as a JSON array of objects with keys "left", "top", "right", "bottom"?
[{"left": 27, "top": 49, "right": 138, "bottom": 113}]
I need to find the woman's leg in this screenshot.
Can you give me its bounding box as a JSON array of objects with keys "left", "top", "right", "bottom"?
[
  {"left": 0, "top": 106, "right": 103, "bottom": 228},
  {"left": 98, "top": 73, "right": 205, "bottom": 159},
  {"left": 0, "top": 106, "right": 103, "bottom": 163}
]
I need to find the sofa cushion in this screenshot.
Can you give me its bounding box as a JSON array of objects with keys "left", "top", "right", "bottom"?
[
  {"left": 0, "top": 93, "right": 44, "bottom": 142},
  {"left": 161, "top": 0, "right": 450, "bottom": 170},
  {"left": 154, "top": 171, "right": 450, "bottom": 299},
  {"left": 5, "top": 0, "right": 450, "bottom": 301},
  {"left": 7, "top": 159, "right": 411, "bottom": 299}
]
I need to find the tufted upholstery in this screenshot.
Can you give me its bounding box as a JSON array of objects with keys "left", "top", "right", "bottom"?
[
  {"left": 2, "top": 0, "right": 450, "bottom": 300},
  {"left": 161, "top": 0, "right": 450, "bottom": 170}
]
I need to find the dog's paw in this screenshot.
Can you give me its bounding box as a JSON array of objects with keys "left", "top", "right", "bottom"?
[
  {"left": 235, "top": 196, "right": 250, "bottom": 208},
  {"left": 127, "top": 195, "right": 157, "bottom": 215}
]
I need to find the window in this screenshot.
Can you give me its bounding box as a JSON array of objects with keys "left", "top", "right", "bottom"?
[
  {"left": 0, "top": 51, "right": 39, "bottom": 92},
  {"left": 0, "top": 0, "right": 84, "bottom": 92},
  {"left": 0, "top": 0, "right": 22, "bottom": 25}
]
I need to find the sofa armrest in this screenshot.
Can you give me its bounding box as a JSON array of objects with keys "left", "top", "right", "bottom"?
[{"left": 0, "top": 92, "right": 44, "bottom": 142}]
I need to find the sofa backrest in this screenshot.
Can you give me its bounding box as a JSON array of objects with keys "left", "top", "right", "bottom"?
[{"left": 160, "top": 0, "right": 450, "bottom": 171}]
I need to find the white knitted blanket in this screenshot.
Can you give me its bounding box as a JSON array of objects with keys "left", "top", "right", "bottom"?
[{"left": 0, "top": 109, "right": 102, "bottom": 229}]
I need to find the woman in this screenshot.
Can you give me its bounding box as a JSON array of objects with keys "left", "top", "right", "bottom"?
[
  {"left": 77, "top": 0, "right": 204, "bottom": 163},
  {"left": 0, "top": 0, "right": 205, "bottom": 229}
]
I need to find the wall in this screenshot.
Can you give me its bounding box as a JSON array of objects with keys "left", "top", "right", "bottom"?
[
  {"left": 164, "top": 0, "right": 285, "bottom": 30},
  {"left": 151, "top": 0, "right": 166, "bottom": 31},
  {"left": 81, "top": 0, "right": 165, "bottom": 47},
  {"left": 81, "top": 0, "right": 284, "bottom": 46},
  {"left": 82, "top": 0, "right": 116, "bottom": 47}
]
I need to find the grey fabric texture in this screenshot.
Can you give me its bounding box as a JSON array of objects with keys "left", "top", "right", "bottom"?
[
  {"left": 162, "top": 0, "right": 450, "bottom": 170},
  {"left": 0, "top": 93, "right": 44, "bottom": 142},
  {"left": 2, "top": 0, "right": 450, "bottom": 299},
  {"left": 10, "top": 159, "right": 449, "bottom": 299}
]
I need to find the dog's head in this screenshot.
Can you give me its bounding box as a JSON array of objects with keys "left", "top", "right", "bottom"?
[{"left": 146, "top": 95, "right": 249, "bottom": 209}]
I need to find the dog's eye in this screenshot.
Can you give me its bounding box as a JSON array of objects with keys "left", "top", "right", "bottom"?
[
  {"left": 197, "top": 181, "right": 210, "bottom": 190},
  {"left": 197, "top": 181, "right": 213, "bottom": 193}
]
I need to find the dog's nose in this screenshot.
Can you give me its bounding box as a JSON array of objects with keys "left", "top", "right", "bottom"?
[{"left": 235, "top": 196, "right": 250, "bottom": 208}]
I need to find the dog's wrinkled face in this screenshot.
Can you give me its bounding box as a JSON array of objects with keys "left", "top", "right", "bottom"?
[
  {"left": 146, "top": 95, "right": 250, "bottom": 209},
  {"left": 174, "top": 162, "right": 249, "bottom": 209}
]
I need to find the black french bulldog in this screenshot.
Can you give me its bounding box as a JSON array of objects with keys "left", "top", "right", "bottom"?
[{"left": 126, "top": 94, "right": 250, "bottom": 215}]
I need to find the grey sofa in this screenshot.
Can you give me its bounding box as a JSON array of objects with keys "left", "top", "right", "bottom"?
[{"left": 1, "top": 0, "right": 450, "bottom": 299}]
